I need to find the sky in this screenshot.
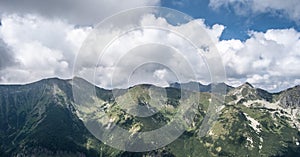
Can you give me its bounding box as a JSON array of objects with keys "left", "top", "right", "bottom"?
[{"left": 0, "top": 0, "right": 299, "bottom": 92}]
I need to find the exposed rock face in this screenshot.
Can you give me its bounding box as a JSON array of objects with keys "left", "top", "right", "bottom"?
[
  {"left": 0, "top": 78, "right": 300, "bottom": 157},
  {"left": 279, "top": 86, "right": 300, "bottom": 108},
  {"left": 227, "top": 82, "right": 273, "bottom": 104},
  {"left": 169, "top": 81, "right": 233, "bottom": 93}
]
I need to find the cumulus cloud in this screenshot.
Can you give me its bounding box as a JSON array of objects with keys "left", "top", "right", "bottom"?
[
  {"left": 0, "top": 14, "right": 91, "bottom": 83},
  {"left": 209, "top": 0, "right": 300, "bottom": 22},
  {"left": 0, "top": 38, "right": 16, "bottom": 70},
  {"left": 218, "top": 28, "right": 300, "bottom": 91},
  {"left": 0, "top": 0, "right": 160, "bottom": 25},
  {"left": 73, "top": 14, "right": 225, "bottom": 89},
  {"left": 0, "top": 13, "right": 222, "bottom": 87},
  {"left": 0, "top": 9, "right": 299, "bottom": 92}
]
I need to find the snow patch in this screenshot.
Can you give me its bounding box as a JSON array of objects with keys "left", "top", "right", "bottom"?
[
  {"left": 246, "top": 137, "right": 254, "bottom": 148},
  {"left": 241, "top": 99, "right": 300, "bottom": 131},
  {"left": 259, "top": 137, "right": 263, "bottom": 150},
  {"left": 244, "top": 113, "right": 261, "bottom": 133}
]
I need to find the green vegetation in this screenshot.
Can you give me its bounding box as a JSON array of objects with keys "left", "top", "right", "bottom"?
[{"left": 0, "top": 78, "right": 299, "bottom": 156}]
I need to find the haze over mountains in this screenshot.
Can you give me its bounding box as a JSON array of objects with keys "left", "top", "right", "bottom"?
[{"left": 0, "top": 77, "right": 299, "bottom": 156}]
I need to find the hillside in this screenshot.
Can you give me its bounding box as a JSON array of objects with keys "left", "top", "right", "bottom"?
[{"left": 0, "top": 78, "right": 299, "bottom": 157}]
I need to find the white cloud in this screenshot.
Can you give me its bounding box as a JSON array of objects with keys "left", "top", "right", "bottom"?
[
  {"left": 0, "top": 11, "right": 299, "bottom": 92},
  {"left": 0, "top": 14, "right": 91, "bottom": 83},
  {"left": 0, "top": 38, "right": 15, "bottom": 69},
  {"left": 73, "top": 14, "right": 224, "bottom": 89},
  {"left": 209, "top": 0, "right": 300, "bottom": 22},
  {"left": 218, "top": 28, "right": 300, "bottom": 91},
  {"left": 0, "top": 13, "right": 224, "bottom": 87}
]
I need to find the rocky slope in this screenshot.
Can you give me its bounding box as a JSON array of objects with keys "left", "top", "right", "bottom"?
[{"left": 0, "top": 78, "right": 299, "bottom": 157}]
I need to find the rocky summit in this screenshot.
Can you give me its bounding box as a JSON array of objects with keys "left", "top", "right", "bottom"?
[{"left": 0, "top": 78, "right": 299, "bottom": 157}]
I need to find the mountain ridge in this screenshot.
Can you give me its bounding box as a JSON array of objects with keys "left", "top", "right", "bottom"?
[
  {"left": 1, "top": 77, "right": 296, "bottom": 94},
  {"left": 0, "top": 77, "right": 299, "bottom": 156}
]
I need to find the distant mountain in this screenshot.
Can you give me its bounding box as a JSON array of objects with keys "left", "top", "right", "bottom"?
[
  {"left": 227, "top": 82, "right": 273, "bottom": 103},
  {"left": 0, "top": 78, "right": 299, "bottom": 157},
  {"left": 169, "top": 81, "right": 234, "bottom": 93},
  {"left": 278, "top": 85, "right": 300, "bottom": 108}
]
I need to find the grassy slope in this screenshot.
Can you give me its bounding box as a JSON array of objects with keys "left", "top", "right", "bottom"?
[{"left": 0, "top": 78, "right": 299, "bottom": 156}]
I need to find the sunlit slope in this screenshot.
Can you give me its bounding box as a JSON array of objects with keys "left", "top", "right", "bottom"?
[{"left": 0, "top": 78, "right": 299, "bottom": 156}]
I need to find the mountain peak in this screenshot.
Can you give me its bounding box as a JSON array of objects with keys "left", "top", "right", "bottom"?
[
  {"left": 1, "top": 77, "right": 300, "bottom": 156},
  {"left": 129, "top": 83, "right": 155, "bottom": 89},
  {"left": 240, "top": 82, "right": 254, "bottom": 88},
  {"left": 279, "top": 84, "right": 300, "bottom": 108}
]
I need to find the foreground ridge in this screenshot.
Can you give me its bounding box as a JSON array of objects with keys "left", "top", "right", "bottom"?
[{"left": 0, "top": 77, "right": 299, "bottom": 156}]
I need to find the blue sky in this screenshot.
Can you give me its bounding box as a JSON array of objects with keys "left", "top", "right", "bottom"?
[{"left": 161, "top": 0, "right": 300, "bottom": 40}]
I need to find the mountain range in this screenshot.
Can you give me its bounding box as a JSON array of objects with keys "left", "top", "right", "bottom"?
[{"left": 0, "top": 77, "right": 299, "bottom": 157}]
